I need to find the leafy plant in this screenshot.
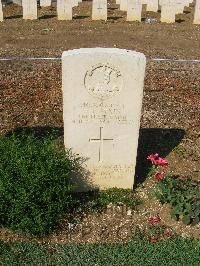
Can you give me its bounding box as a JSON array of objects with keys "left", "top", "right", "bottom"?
[
  {"left": 155, "top": 177, "right": 200, "bottom": 226},
  {"left": 85, "top": 188, "right": 142, "bottom": 212},
  {"left": 147, "top": 153, "right": 200, "bottom": 226},
  {"left": 71, "top": 188, "right": 142, "bottom": 217},
  {"left": 0, "top": 132, "right": 81, "bottom": 236}
]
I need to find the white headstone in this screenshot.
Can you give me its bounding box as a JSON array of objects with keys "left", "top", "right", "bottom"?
[
  {"left": 62, "top": 48, "right": 146, "bottom": 191},
  {"left": 174, "top": 0, "right": 187, "bottom": 14},
  {"left": 92, "top": 0, "right": 107, "bottom": 20},
  {"left": 0, "top": 1, "right": 3, "bottom": 22},
  {"left": 22, "top": 0, "right": 37, "bottom": 20},
  {"left": 160, "top": 0, "right": 191, "bottom": 22},
  {"left": 194, "top": 0, "right": 200, "bottom": 24},
  {"left": 160, "top": 0, "right": 176, "bottom": 23},
  {"left": 57, "top": 0, "right": 74, "bottom": 20},
  {"left": 127, "top": 0, "right": 142, "bottom": 21},
  {"left": 146, "top": 0, "right": 158, "bottom": 12},
  {"left": 120, "top": 0, "right": 128, "bottom": 11},
  {"left": 40, "top": 0, "right": 51, "bottom": 7}
]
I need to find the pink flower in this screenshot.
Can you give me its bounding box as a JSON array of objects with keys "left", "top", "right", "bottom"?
[
  {"left": 154, "top": 171, "right": 165, "bottom": 181},
  {"left": 154, "top": 157, "right": 168, "bottom": 167},
  {"left": 147, "top": 153, "right": 168, "bottom": 167},
  {"left": 148, "top": 215, "right": 161, "bottom": 225},
  {"left": 147, "top": 153, "right": 159, "bottom": 164}
]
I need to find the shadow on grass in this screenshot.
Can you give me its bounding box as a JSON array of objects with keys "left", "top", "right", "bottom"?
[
  {"left": 39, "top": 14, "right": 57, "bottom": 20},
  {"left": 73, "top": 15, "right": 90, "bottom": 20},
  {"left": 5, "top": 15, "right": 22, "bottom": 19},
  {"left": 108, "top": 7, "right": 118, "bottom": 11},
  {"left": 175, "top": 18, "right": 185, "bottom": 23},
  {"left": 183, "top": 10, "right": 191, "bottom": 14},
  {"left": 107, "top": 16, "right": 122, "bottom": 21},
  {"left": 135, "top": 128, "right": 185, "bottom": 186}
]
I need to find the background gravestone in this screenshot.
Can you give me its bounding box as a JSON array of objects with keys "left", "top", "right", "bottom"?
[
  {"left": 127, "top": 0, "right": 142, "bottom": 21},
  {"left": 40, "top": 0, "right": 51, "bottom": 7},
  {"left": 92, "top": 0, "right": 107, "bottom": 20},
  {"left": 194, "top": 0, "right": 200, "bottom": 24},
  {"left": 160, "top": 0, "right": 176, "bottom": 23},
  {"left": 22, "top": 0, "right": 37, "bottom": 20},
  {"left": 120, "top": 0, "right": 128, "bottom": 11},
  {"left": 146, "top": 0, "right": 158, "bottom": 12},
  {"left": 0, "top": 1, "right": 3, "bottom": 22},
  {"left": 62, "top": 48, "right": 146, "bottom": 191},
  {"left": 57, "top": 0, "right": 73, "bottom": 20}
]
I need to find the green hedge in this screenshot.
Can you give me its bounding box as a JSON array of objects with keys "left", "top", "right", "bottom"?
[
  {"left": 0, "top": 132, "right": 79, "bottom": 236},
  {"left": 0, "top": 238, "right": 200, "bottom": 265}
]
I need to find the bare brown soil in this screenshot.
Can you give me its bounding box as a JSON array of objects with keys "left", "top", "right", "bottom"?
[
  {"left": 0, "top": 2, "right": 199, "bottom": 243},
  {"left": 0, "top": 1, "right": 199, "bottom": 59}
]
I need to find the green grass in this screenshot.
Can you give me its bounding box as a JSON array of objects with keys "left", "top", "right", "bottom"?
[
  {"left": 0, "top": 238, "right": 199, "bottom": 266},
  {"left": 74, "top": 188, "right": 142, "bottom": 215}
]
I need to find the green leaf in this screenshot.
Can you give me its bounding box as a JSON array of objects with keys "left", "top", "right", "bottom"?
[
  {"left": 191, "top": 217, "right": 200, "bottom": 226},
  {"left": 171, "top": 209, "right": 178, "bottom": 221},
  {"left": 182, "top": 215, "right": 191, "bottom": 225}
]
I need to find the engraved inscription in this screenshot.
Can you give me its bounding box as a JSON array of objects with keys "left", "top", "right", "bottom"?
[
  {"left": 84, "top": 64, "right": 123, "bottom": 100},
  {"left": 89, "top": 165, "right": 134, "bottom": 179},
  {"left": 72, "top": 102, "right": 134, "bottom": 125}
]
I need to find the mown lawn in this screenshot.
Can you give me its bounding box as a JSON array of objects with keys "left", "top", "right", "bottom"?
[{"left": 0, "top": 238, "right": 200, "bottom": 266}]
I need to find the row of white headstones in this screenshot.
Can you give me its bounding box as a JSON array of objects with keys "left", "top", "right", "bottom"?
[{"left": 0, "top": 0, "right": 200, "bottom": 23}]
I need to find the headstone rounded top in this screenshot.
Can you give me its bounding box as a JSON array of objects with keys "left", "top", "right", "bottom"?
[{"left": 62, "top": 48, "right": 146, "bottom": 61}]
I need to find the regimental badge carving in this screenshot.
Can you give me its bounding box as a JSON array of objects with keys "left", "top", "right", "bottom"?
[{"left": 84, "top": 64, "right": 123, "bottom": 100}]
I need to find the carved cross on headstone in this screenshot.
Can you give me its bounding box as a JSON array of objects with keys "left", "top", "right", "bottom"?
[{"left": 89, "top": 127, "right": 113, "bottom": 162}]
